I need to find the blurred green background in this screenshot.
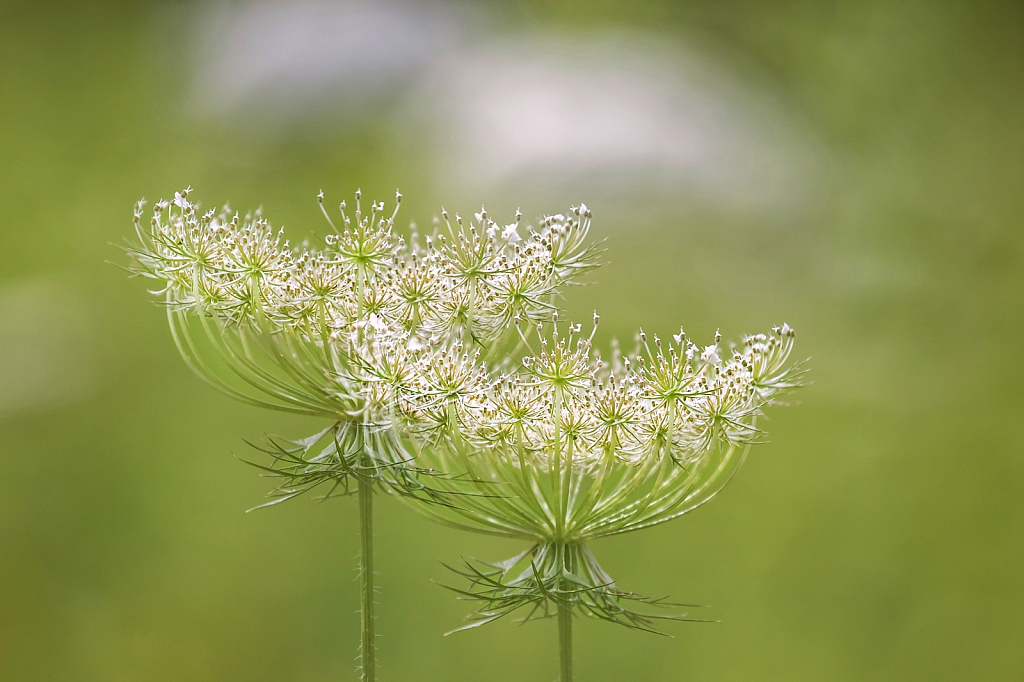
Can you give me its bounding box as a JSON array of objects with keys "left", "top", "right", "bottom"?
[{"left": 1, "top": 1, "right": 1022, "bottom": 680}]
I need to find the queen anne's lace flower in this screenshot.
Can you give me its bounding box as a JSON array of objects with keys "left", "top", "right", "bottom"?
[
  {"left": 398, "top": 315, "right": 802, "bottom": 634},
  {"left": 128, "top": 186, "right": 803, "bottom": 659},
  {"left": 129, "top": 187, "right": 597, "bottom": 419}
]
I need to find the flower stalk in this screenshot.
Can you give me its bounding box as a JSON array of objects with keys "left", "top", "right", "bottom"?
[
  {"left": 358, "top": 471, "right": 376, "bottom": 682},
  {"left": 558, "top": 600, "right": 573, "bottom": 682}
]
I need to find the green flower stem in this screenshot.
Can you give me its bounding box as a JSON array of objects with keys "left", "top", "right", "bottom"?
[
  {"left": 358, "top": 473, "right": 376, "bottom": 682},
  {"left": 558, "top": 601, "right": 573, "bottom": 682}
]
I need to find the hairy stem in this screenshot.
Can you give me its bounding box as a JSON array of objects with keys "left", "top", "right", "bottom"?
[
  {"left": 558, "top": 601, "right": 573, "bottom": 682},
  {"left": 358, "top": 474, "right": 376, "bottom": 682}
]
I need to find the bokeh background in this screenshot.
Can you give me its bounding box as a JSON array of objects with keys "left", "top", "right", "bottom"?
[{"left": 2, "top": 1, "right": 1022, "bottom": 680}]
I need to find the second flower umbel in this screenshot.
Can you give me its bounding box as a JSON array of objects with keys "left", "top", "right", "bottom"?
[{"left": 397, "top": 299, "right": 803, "bottom": 681}]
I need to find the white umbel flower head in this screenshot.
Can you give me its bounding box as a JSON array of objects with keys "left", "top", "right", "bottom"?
[
  {"left": 127, "top": 187, "right": 602, "bottom": 498},
  {"left": 127, "top": 186, "right": 803, "bottom": 642},
  {"left": 399, "top": 315, "right": 803, "bottom": 633}
]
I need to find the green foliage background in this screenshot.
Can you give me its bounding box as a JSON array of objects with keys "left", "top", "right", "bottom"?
[{"left": 1, "top": 1, "right": 1021, "bottom": 679}]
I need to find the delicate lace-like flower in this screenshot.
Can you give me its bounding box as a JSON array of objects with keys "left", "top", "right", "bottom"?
[
  {"left": 399, "top": 313, "right": 804, "bottom": 632},
  {"left": 127, "top": 185, "right": 803, "bottom": 665},
  {"left": 127, "top": 187, "right": 600, "bottom": 491}
]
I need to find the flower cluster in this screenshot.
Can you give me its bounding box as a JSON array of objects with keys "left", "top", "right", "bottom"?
[
  {"left": 398, "top": 318, "right": 801, "bottom": 539},
  {"left": 391, "top": 317, "right": 801, "bottom": 632},
  {"left": 128, "top": 187, "right": 599, "bottom": 418},
  {"left": 127, "top": 187, "right": 601, "bottom": 504},
  {"left": 128, "top": 186, "right": 803, "bottom": 631},
  {"left": 131, "top": 187, "right": 598, "bottom": 346}
]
